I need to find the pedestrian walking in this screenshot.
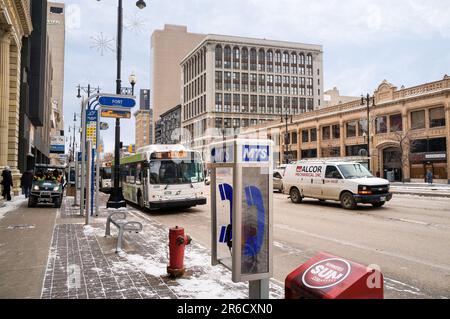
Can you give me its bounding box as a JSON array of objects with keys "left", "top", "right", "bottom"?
[
  {"left": 426, "top": 169, "right": 433, "bottom": 185},
  {"left": 1, "top": 167, "right": 13, "bottom": 201},
  {"left": 20, "top": 170, "right": 33, "bottom": 199}
]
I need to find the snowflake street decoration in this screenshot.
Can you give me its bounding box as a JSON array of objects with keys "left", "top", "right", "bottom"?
[
  {"left": 90, "top": 32, "right": 115, "bottom": 56},
  {"left": 124, "top": 13, "right": 147, "bottom": 34}
]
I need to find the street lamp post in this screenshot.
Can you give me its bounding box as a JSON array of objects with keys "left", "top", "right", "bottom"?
[
  {"left": 102, "top": 0, "right": 146, "bottom": 209},
  {"left": 281, "top": 111, "right": 293, "bottom": 164},
  {"left": 361, "top": 94, "right": 376, "bottom": 172}
]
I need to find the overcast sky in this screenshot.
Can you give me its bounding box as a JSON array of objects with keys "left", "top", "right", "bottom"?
[{"left": 59, "top": 0, "right": 450, "bottom": 153}]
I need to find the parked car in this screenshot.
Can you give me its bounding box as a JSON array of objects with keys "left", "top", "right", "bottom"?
[
  {"left": 29, "top": 164, "right": 66, "bottom": 208},
  {"left": 282, "top": 160, "right": 393, "bottom": 209},
  {"left": 273, "top": 170, "right": 284, "bottom": 192}
]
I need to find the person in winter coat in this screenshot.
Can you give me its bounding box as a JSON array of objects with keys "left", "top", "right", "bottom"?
[
  {"left": 1, "top": 167, "right": 13, "bottom": 201},
  {"left": 21, "top": 170, "right": 33, "bottom": 198}
]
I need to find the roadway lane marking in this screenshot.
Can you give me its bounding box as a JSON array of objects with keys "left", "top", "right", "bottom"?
[{"left": 276, "top": 224, "right": 450, "bottom": 274}]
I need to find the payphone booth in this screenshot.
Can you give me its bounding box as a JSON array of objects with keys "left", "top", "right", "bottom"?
[{"left": 210, "top": 139, "right": 274, "bottom": 299}]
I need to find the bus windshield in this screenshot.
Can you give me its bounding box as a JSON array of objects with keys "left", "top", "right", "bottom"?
[
  {"left": 338, "top": 164, "right": 373, "bottom": 179},
  {"left": 149, "top": 160, "right": 204, "bottom": 185},
  {"left": 101, "top": 167, "right": 112, "bottom": 179}
]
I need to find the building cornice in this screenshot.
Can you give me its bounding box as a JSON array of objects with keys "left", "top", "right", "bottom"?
[
  {"left": 242, "top": 76, "right": 450, "bottom": 134},
  {"left": 13, "top": 0, "right": 32, "bottom": 36},
  {"left": 181, "top": 33, "right": 323, "bottom": 65}
]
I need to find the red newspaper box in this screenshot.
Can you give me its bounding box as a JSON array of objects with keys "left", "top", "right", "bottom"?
[{"left": 285, "top": 252, "right": 383, "bottom": 299}]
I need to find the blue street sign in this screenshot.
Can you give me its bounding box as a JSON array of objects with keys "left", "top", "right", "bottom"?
[
  {"left": 86, "top": 110, "right": 98, "bottom": 122},
  {"left": 99, "top": 96, "right": 136, "bottom": 108}
]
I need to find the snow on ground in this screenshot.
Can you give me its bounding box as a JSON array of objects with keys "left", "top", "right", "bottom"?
[{"left": 0, "top": 195, "right": 27, "bottom": 222}]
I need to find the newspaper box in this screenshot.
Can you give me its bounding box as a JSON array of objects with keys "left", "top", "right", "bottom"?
[{"left": 285, "top": 252, "right": 383, "bottom": 299}]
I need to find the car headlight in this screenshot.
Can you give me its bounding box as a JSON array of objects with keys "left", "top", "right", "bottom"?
[
  {"left": 53, "top": 186, "right": 60, "bottom": 191},
  {"left": 33, "top": 185, "right": 40, "bottom": 191}
]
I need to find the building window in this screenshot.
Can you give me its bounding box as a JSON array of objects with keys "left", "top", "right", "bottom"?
[
  {"left": 242, "top": 95, "right": 249, "bottom": 112},
  {"left": 224, "top": 46, "right": 232, "bottom": 69},
  {"left": 302, "top": 130, "right": 309, "bottom": 143},
  {"left": 258, "top": 49, "right": 265, "bottom": 72},
  {"left": 215, "top": 118, "right": 223, "bottom": 129},
  {"left": 322, "top": 126, "right": 331, "bottom": 140},
  {"left": 250, "top": 48, "right": 257, "bottom": 71},
  {"left": 250, "top": 95, "right": 257, "bottom": 113},
  {"left": 215, "top": 45, "right": 223, "bottom": 68},
  {"left": 346, "top": 121, "right": 357, "bottom": 138},
  {"left": 429, "top": 107, "right": 445, "bottom": 128},
  {"left": 224, "top": 72, "right": 232, "bottom": 91},
  {"left": 376, "top": 116, "right": 388, "bottom": 134},
  {"left": 411, "top": 110, "right": 426, "bottom": 130},
  {"left": 224, "top": 118, "right": 232, "bottom": 128},
  {"left": 215, "top": 93, "right": 222, "bottom": 112},
  {"left": 292, "top": 132, "right": 298, "bottom": 144},
  {"left": 301, "top": 149, "right": 317, "bottom": 159},
  {"left": 346, "top": 145, "right": 368, "bottom": 157},
  {"left": 233, "top": 72, "right": 240, "bottom": 91},
  {"left": 322, "top": 147, "right": 340, "bottom": 158},
  {"left": 224, "top": 94, "right": 231, "bottom": 112},
  {"left": 276, "top": 97, "right": 282, "bottom": 114},
  {"left": 215, "top": 71, "right": 223, "bottom": 90},
  {"left": 233, "top": 118, "right": 240, "bottom": 128},
  {"left": 233, "top": 94, "right": 240, "bottom": 113},
  {"left": 267, "top": 96, "right": 274, "bottom": 114},
  {"left": 259, "top": 96, "right": 266, "bottom": 113},
  {"left": 233, "top": 47, "right": 240, "bottom": 69},
  {"left": 241, "top": 47, "right": 249, "bottom": 70},
  {"left": 332, "top": 124, "right": 340, "bottom": 139},
  {"left": 242, "top": 73, "right": 249, "bottom": 92},
  {"left": 310, "top": 128, "right": 317, "bottom": 142},
  {"left": 390, "top": 114, "right": 403, "bottom": 132}
]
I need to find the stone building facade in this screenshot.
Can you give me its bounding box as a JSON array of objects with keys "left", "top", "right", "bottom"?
[
  {"left": 242, "top": 76, "right": 450, "bottom": 184},
  {"left": 0, "top": 0, "right": 32, "bottom": 194},
  {"left": 180, "top": 34, "right": 323, "bottom": 153}
]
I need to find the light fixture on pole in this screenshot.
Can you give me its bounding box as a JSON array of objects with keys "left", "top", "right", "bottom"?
[{"left": 129, "top": 71, "right": 137, "bottom": 95}]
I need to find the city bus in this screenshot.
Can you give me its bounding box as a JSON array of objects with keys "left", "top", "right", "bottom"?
[
  {"left": 100, "top": 162, "right": 112, "bottom": 193},
  {"left": 119, "top": 144, "right": 207, "bottom": 210}
]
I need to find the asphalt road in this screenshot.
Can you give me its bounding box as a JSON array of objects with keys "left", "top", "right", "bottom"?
[{"left": 145, "top": 192, "right": 450, "bottom": 299}]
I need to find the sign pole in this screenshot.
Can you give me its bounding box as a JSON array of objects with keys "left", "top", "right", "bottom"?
[
  {"left": 80, "top": 97, "right": 86, "bottom": 216},
  {"left": 249, "top": 279, "right": 270, "bottom": 299},
  {"left": 73, "top": 157, "right": 78, "bottom": 206},
  {"left": 95, "top": 119, "right": 100, "bottom": 217},
  {"left": 85, "top": 140, "right": 92, "bottom": 225}
]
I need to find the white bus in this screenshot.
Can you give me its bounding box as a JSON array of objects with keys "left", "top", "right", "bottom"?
[
  {"left": 100, "top": 162, "right": 112, "bottom": 193},
  {"left": 119, "top": 145, "right": 207, "bottom": 210}
]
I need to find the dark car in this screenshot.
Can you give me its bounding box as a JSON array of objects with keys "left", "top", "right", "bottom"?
[{"left": 29, "top": 165, "right": 66, "bottom": 208}]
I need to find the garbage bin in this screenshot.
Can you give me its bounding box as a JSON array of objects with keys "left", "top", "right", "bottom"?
[{"left": 285, "top": 252, "right": 383, "bottom": 299}]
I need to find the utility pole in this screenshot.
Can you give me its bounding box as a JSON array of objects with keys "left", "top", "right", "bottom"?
[{"left": 361, "top": 94, "right": 376, "bottom": 173}]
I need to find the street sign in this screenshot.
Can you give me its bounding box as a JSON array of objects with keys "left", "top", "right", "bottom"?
[
  {"left": 101, "top": 108, "right": 131, "bottom": 119},
  {"left": 100, "top": 122, "right": 109, "bottom": 130},
  {"left": 86, "top": 110, "right": 98, "bottom": 148},
  {"left": 99, "top": 96, "right": 136, "bottom": 108}
]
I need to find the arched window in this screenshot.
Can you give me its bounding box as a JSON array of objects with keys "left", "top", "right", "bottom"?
[
  {"left": 258, "top": 49, "right": 265, "bottom": 72},
  {"left": 266, "top": 50, "right": 274, "bottom": 72},
  {"left": 233, "top": 47, "right": 240, "bottom": 69},
  {"left": 224, "top": 46, "right": 232, "bottom": 69},
  {"left": 299, "top": 53, "right": 305, "bottom": 65},
  {"left": 291, "top": 52, "right": 298, "bottom": 65},
  {"left": 283, "top": 51, "right": 290, "bottom": 73},
  {"left": 215, "top": 45, "right": 223, "bottom": 68},
  {"left": 250, "top": 48, "right": 257, "bottom": 71},
  {"left": 241, "top": 47, "right": 249, "bottom": 70},
  {"left": 307, "top": 54, "right": 313, "bottom": 66},
  {"left": 275, "top": 51, "right": 282, "bottom": 73}
]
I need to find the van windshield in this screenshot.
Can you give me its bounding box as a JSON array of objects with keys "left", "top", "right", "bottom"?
[{"left": 338, "top": 164, "right": 373, "bottom": 179}]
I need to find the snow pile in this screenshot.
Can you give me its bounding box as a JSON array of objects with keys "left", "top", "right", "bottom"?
[{"left": 0, "top": 195, "right": 27, "bottom": 221}]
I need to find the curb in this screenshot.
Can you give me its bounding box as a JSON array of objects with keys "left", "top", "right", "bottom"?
[{"left": 391, "top": 190, "right": 450, "bottom": 198}]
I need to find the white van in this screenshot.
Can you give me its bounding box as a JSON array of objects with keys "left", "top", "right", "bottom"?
[{"left": 283, "top": 160, "right": 393, "bottom": 209}]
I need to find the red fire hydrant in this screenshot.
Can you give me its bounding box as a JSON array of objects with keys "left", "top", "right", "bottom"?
[{"left": 167, "top": 226, "right": 191, "bottom": 278}]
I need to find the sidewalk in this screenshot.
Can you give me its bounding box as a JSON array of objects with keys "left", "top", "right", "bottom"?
[
  {"left": 390, "top": 182, "right": 450, "bottom": 198},
  {"left": 3, "top": 193, "right": 284, "bottom": 299}
]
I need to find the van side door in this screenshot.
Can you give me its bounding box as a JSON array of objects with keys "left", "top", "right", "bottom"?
[{"left": 323, "top": 165, "right": 344, "bottom": 200}]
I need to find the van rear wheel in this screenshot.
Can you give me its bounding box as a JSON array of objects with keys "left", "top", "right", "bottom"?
[
  {"left": 340, "top": 192, "right": 356, "bottom": 210},
  {"left": 290, "top": 188, "right": 302, "bottom": 204}
]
